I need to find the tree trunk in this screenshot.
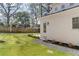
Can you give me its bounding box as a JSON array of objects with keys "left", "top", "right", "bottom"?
[
  {"left": 7, "top": 16, "right": 10, "bottom": 27},
  {"left": 7, "top": 16, "right": 10, "bottom": 32}
]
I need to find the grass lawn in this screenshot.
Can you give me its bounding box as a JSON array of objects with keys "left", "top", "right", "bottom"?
[{"left": 0, "top": 33, "right": 72, "bottom": 56}]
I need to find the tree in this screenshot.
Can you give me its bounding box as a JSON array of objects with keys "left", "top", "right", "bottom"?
[
  {"left": 28, "top": 3, "right": 52, "bottom": 27},
  {"left": 40, "top": 3, "right": 52, "bottom": 16},
  {"left": 0, "top": 3, "right": 22, "bottom": 27},
  {"left": 28, "top": 3, "right": 40, "bottom": 27},
  {"left": 14, "top": 11, "right": 30, "bottom": 28}
]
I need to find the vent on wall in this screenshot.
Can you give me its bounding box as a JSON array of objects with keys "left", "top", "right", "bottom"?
[{"left": 47, "top": 22, "right": 49, "bottom": 25}]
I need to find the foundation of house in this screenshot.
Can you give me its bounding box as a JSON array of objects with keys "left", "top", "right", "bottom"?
[{"left": 43, "top": 40, "right": 79, "bottom": 50}]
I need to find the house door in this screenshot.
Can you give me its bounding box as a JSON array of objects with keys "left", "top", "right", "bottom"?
[{"left": 43, "top": 23, "right": 46, "bottom": 33}]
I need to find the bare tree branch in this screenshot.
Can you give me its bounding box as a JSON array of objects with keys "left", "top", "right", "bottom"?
[
  {"left": 10, "top": 4, "right": 22, "bottom": 17},
  {"left": 0, "top": 3, "right": 7, "bottom": 14},
  {"left": 0, "top": 3, "right": 22, "bottom": 26}
]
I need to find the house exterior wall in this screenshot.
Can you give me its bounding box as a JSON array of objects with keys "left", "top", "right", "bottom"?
[{"left": 40, "top": 6, "right": 79, "bottom": 46}]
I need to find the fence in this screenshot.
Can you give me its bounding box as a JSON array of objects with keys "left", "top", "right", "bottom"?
[{"left": 0, "top": 26, "right": 40, "bottom": 33}]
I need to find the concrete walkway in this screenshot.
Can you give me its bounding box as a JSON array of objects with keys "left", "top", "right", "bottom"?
[{"left": 34, "top": 39, "right": 79, "bottom": 56}]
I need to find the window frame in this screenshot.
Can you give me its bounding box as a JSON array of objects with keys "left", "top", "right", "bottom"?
[{"left": 72, "top": 17, "right": 79, "bottom": 29}]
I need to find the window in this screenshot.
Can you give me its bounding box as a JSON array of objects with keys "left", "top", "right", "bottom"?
[
  {"left": 43, "top": 23, "right": 46, "bottom": 33},
  {"left": 72, "top": 17, "right": 79, "bottom": 29}
]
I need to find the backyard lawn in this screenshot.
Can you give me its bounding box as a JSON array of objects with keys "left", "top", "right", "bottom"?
[{"left": 0, "top": 33, "right": 72, "bottom": 56}]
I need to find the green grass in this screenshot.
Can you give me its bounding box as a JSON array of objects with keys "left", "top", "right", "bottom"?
[{"left": 0, "top": 33, "right": 72, "bottom": 56}]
